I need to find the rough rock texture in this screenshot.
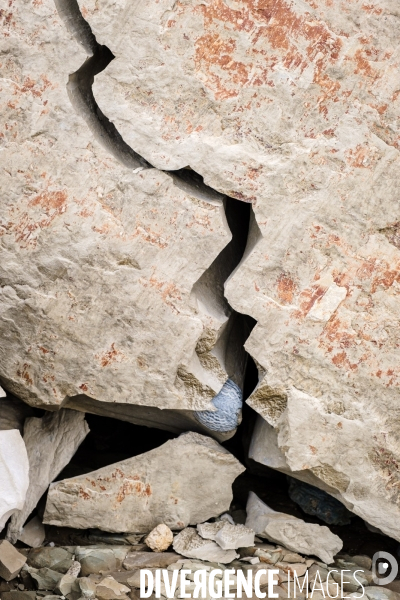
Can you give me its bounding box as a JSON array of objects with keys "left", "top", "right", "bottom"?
[
  {"left": 0, "top": 0, "right": 250, "bottom": 439},
  {"left": 5, "top": 0, "right": 400, "bottom": 537},
  {"left": 173, "top": 527, "right": 238, "bottom": 563},
  {"left": 197, "top": 521, "right": 255, "bottom": 550},
  {"left": 0, "top": 541, "right": 27, "bottom": 581},
  {"left": 145, "top": 524, "right": 174, "bottom": 552},
  {"left": 246, "top": 492, "right": 342, "bottom": 565},
  {"left": 62, "top": 0, "right": 400, "bottom": 539},
  {"left": 7, "top": 409, "right": 89, "bottom": 542},
  {"left": 0, "top": 430, "right": 29, "bottom": 533},
  {"left": 43, "top": 432, "right": 245, "bottom": 532}
]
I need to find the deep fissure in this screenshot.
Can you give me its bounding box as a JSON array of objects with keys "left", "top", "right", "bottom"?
[
  {"left": 54, "top": 0, "right": 261, "bottom": 438},
  {"left": 4, "top": 0, "right": 394, "bottom": 564}
]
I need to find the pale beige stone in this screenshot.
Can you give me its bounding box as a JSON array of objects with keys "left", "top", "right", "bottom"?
[
  {"left": 71, "top": 0, "right": 400, "bottom": 539},
  {"left": 0, "top": 0, "right": 243, "bottom": 440},
  {"left": 0, "top": 540, "right": 27, "bottom": 581},
  {"left": 44, "top": 432, "right": 245, "bottom": 532},
  {"left": 18, "top": 516, "right": 46, "bottom": 548},
  {"left": 173, "top": 527, "right": 238, "bottom": 563},
  {"left": 145, "top": 524, "right": 174, "bottom": 552},
  {"left": 246, "top": 492, "right": 342, "bottom": 565}
]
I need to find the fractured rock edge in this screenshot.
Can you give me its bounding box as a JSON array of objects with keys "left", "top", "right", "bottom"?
[
  {"left": 51, "top": 0, "right": 262, "bottom": 436},
  {"left": 43, "top": 432, "right": 245, "bottom": 533}
]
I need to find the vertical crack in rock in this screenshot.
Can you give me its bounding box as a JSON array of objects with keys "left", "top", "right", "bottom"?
[
  {"left": 53, "top": 0, "right": 261, "bottom": 433},
  {"left": 192, "top": 199, "right": 258, "bottom": 433},
  {"left": 55, "top": 0, "right": 225, "bottom": 202}
]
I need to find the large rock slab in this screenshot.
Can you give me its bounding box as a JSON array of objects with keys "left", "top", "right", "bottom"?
[
  {"left": 0, "top": 430, "right": 29, "bottom": 533},
  {"left": 6, "top": 0, "right": 400, "bottom": 538},
  {"left": 43, "top": 432, "right": 245, "bottom": 532},
  {"left": 71, "top": 0, "right": 400, "bottom": 538},
  {"left": 245, "top": 492, "right": 342, "bottom": 565},
  {"left": 0, "top": 0, "right": 244, "bottom": 438},
  {"left": 7, "top": 409, "right": 89, "bottom": 542}
]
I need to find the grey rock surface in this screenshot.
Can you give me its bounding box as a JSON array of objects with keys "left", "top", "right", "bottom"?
[
  {"left": 245, "top": 492, "right": 342, "bottom": 565},
  {"left": 44, "top": 432, "right": 244, "bottom": 532},
  {"left": 122, "top": 552, "right": 180, "bottom": 570},
  {"left": 26, "top": 547, "right": 74, "bottom": 573},
  {"left": 0, "top": 541, "right": 27, "bottom": 581},
  {"left": 75, "top": 546, "right": 128, "bottom": 576},
  {"left": 8, "top": 409, "right": 89, "bottom": 542}
]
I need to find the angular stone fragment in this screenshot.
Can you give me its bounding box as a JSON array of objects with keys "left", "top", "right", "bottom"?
[
  {"left": 26, "top": 546, "right": 73, "bottom": 573},
  {"left": 197, "top": 521, "right": 255, "bottom": 550},
  {"left": 245, "top": 492, "right": 342, "bottom": 565},
  {"left": 145, "top": 524, "right": 173, "bottom": 552},
  {"left": 8, "top": 409, "right": 89, "bottom": 542},
  {"left": 173, "top": 527, "right": 238, "bottom": 563},
  {"left": 96, "top": 576, "right": 131, "bottom": 600},
  {"left": 18, "top": 516, "right": 46, "bottom": 548},
  {"left": 0, "top": 431, "right": 29, "bottom": 533},
  {"left": 79, "top": 576, "right": 98, "bottom": 598},
  {"left": 44, "top": 432, "right": 244, "bottom": 532},
  {"left": 0, "top": 541, "right": 27, "bottom": 581},
  {"left": 76, "top": 547, "right": 128, "bottom": 576},
  {"left": 26, "top": 566, "right": 63, "bottom": 591}
]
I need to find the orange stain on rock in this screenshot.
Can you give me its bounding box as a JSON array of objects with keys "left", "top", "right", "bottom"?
[
  {"left": 96, "top": 343, "right": 125, "bottom": 368},
  {"left": 277, "top": 273, "right": 297, "bottom": 304}
]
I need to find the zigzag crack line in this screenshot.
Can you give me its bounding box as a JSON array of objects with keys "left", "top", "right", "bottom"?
[{"left": 54, "top": 0, "right": 261, "bottom": 433}]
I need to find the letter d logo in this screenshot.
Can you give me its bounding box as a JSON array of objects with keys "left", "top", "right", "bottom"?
[{"left": 372, "top": 552, "right": 398, "bottom": 586}]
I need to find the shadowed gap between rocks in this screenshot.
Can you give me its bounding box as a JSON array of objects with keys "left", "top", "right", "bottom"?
[
  {"left": 54, "top": 0, "right": 262, "bottom": 437},
  {"left": 42, "top": 0, "right": 400, "bottom": 562}
]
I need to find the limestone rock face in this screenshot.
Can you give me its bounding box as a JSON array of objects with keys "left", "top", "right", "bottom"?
[
  {"left": 67, "top": 0, "right": 400, "bottom": 538},
  {"left": 7, "top": 409, "right": 89, "bottom": 542},
  {"left": 0, "top": 0, "right": 242, "bottom": 437},
  {"left": 0, "top": 430, "right": 29, "bottom": 533},
  {"left": 43, "top": 432, "right": 245, "bottom": 532},
  {"left": 5, "top": 0, "right": 400, "bottom": 538},
  {"left": 245, "top": 492, "right": 342, "bottom": 565}
]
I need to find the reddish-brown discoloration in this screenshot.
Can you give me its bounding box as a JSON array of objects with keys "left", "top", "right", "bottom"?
[
  {"left": 16, "top": 363, "right": 33, "bottom": 386},
  {"left": 277, "top": 273, "right": 297, "bottom": 304},
  {"left": 139, "top": 275, "right": 183, "bottom": 314},
  {"left": 295, "top": 285, "right": 327, "bottom": 318},
  {"left": 192, "top": 0, "right": 343, "bottom": 106},
  {"left": 96, "top": 343, "right": 125, "bottom": 368},
  {"left": 1, "top": 190, "right": 68, "bottom": 249}
]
